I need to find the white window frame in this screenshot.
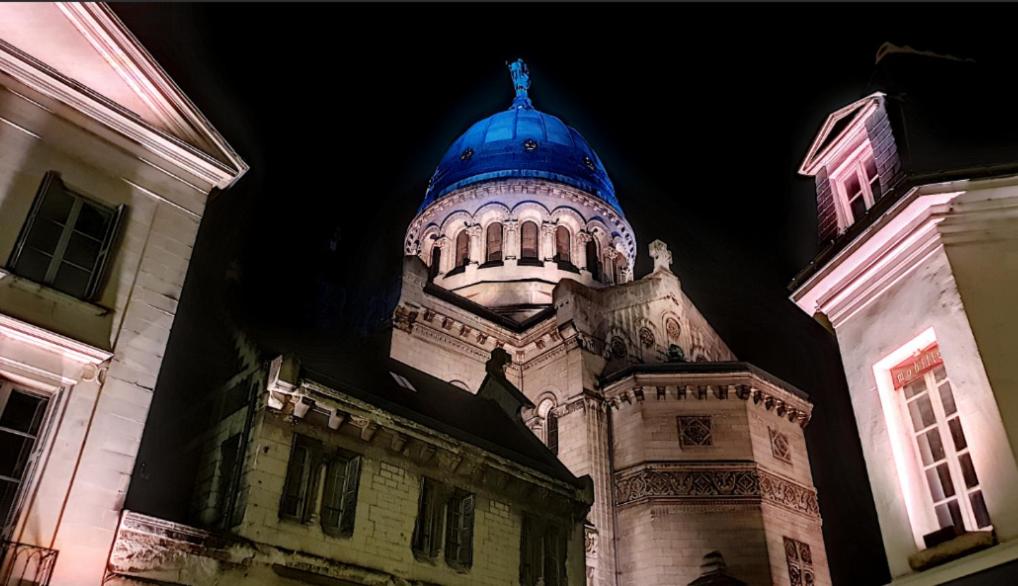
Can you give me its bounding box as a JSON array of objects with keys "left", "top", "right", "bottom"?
[
  {"left": 830, "top": 139, "right": 881, "bottom": 231},
  {"left": 896, "top": 357, "right": 988, "bottom": 534},
  {"left": 0, "top": 379, "right": 59, "bottom": 539},
  {"left": 873, "top": 329, "right": 991, "bottom": 550}
]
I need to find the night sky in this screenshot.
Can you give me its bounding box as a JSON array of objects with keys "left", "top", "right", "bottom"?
[{"left": 113, "top": 4, "right": 1018, "bottom": 585}]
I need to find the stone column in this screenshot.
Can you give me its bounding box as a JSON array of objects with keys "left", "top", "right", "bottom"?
[
  {"left": 466, "top": 224, "right": 483, "bottom": 265},
  {"left": 583, "top": 396, "right": 617, "bottom": 586},
  {"left": 433, "top": 236, "right": 450, "bottom": 275},
  {"left": 540, "top": 221, "right": 557, "bottom": 262},
  {"left": 504, "top": 219, "right": 519, "bottom": 262},
  {"left": 576, "top": 231, "right": 592, "bottom": 274}
]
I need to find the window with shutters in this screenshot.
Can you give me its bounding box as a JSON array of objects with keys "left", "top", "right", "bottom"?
[
  {"left": 445, "top": 491, "right": 475, "bottom": 570},
  {"left": 412, "top": 477, "right": 445, "bottom": 561},
  {"left": 485, "top": 222, "right": 503, "bottom": 263},
  {"left": 279, "top": 434, "right": 320, "bottom": 522},
  {"left": 455, "top": 230, "right": 470, "bottom": 268},
  {"left": 7, "top": 171, "right": 124, "bottom": 301},
  {"left": 216, "top": 434, "right": 242, "bottom": 527},
  {"left": 554, "top": 226, "right": 571, "bottom": 264},
  {"left": 321, "top": 452, "right": 362, "bottom": 537},
  {"left": 0, "top": 381, "right": 49, "bottom": 532},
  {"left": 585, "top": 239, "right": 600, "bottom": 281},
  {"left": 520, "top": 514, "right": 568, "bottom": 586},
  {"left": 831, "top": 141, "right": 881, "bottom": 230},
  {"left": 520, "top": 221, "right": 539, "bottom": 262}
]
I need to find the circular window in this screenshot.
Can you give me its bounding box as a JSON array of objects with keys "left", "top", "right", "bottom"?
[
  {"left": 523, "top": 138, "right": 539, "bottom": 152},
  {"left": 460, "top": 148, "right": 474, "bottom": 161}
]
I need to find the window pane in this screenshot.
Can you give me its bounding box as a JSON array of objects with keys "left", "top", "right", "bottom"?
[
  {"left": 948, "top": 417, "right": 967, "bottom": 451},
  {"left": 38, "top": 188, "right": 73, "bottom": 224},
  {"left": 935, "top": 502, "right": 952, "bottom": 528},
  {"left": 926, "top": 463, "right": 955, "bottom": 501},
  {"left": 555, "top": 226, "right": 570, "bottom": 262},
  {"left": 933, "top": 365, "right": 947, "bottom": 382},
  {"left": 970, "top": 491, "right": 991, "bottom": 528},
  {"left": 24, "top": 220, "right": 64, "bottom": 255},
  {"left": 486, "top": 223, "right": 503, "bottom": 262},
  {"left": 63, "top": 232, "right": 101, "bottom": 271},
  {"left": 917, "top": 429, "right": 945, "bottom": 466},
  {"left": 843, "top": 173, "right": 860, "bottom": 198},
  {"left": 849, "top": 195, "right": 867, "bottom": 221},
  {"left": 0, "top": 391, "right": 45, "bottom": 435},
  {"left": 938, "top": 381, "right": 956, "bottom": 416},
  {"left": 959, "top": 453, "right": 979, "bottom": 489},
  {"left": 864, "top": 157, "right": 879, "bottom": 181},
  {"left": 903, "top": 379, "right": 926, "bottom": 400},
  {"left": 0, "top": 432, "right": 33, "bottom": 479},
  {"left": 74, "top": 203, "right": 112, "bottom": 240},
  {"left": 13, "top": 248, "right": 51, "bottom": 283},
  {"left": 455, "top": 231, "right": 470, "bottom": 267},
  {"left": 52, "top": 263, "right": 91, "bottom": 298},
  {"left": 0, "top": 479, "right": 19, "bottom": 527},
  {"left": 281, "top": 444, "right": 308, "bottom": 518},
  {"left": 908, "top": 395, "right": 936, "bottom": 430},
  {"left": 948, "top": 499, "right": 964, "bottom": 529},
  {"left": 869, "top": 176, "right": 883, "bottom": 200}
]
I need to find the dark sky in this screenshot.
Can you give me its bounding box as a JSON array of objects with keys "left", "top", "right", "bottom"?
[{"left": 113, "top": 4, "right": 1018, "bottom": 585}]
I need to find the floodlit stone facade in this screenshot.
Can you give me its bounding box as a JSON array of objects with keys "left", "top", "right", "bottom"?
[
  {"left": 107, "top": 346, "right": 595, "bottom": 585},
  {"left": 791, "top": 44, "right": 1018, "bottom": 584},
  {"left": 391, "top": 62, "right": 832, "bottom": 586},
  {"left": 0, "top": 4, "right": 245, "bottom": 585}
]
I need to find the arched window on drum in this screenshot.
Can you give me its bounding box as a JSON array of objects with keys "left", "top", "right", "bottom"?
[
  {"left": 486, "top": 223, "right": 503, "bottom": 263},
  {"left": 520, "top": 221, "right": 539, "bottom": 263},
  {"left": 554, "top": 226, "right": 571, "bottom": 265}
]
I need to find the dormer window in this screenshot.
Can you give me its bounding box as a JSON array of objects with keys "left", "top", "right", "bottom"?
[{"left": 832, "top": 142, "right": 882, "bottom": 229}]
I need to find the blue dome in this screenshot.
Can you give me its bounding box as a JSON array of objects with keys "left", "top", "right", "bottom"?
[{"left": 421, "top": 91, "right": 620, "bottom": 214}]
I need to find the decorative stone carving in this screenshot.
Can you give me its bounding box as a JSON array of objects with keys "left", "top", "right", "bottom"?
[
  {"left": 609, "top": 336, "right": 627, "bottom": 359},
  {"left": 638, "top": 326, "right": 655, "bottom": 349},
  {"left": 677, "top": 415, "right": 712, "bottom": 447},
  {"left": 665, "top": 318, "right": 681, "bottom": 342},
  {"left": 759, "top": 471, "right": 819, "bottom": 516},
  {"left": 769, "top": 428, "right": 792, "bottom": 463}
]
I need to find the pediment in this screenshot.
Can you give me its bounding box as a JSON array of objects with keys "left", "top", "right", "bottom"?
[
  {"left": 0, "top": 3, "right": 246, "bottom": 187},
  {"left": 799, "top": 93, "right": 883, "bottom": 176}
]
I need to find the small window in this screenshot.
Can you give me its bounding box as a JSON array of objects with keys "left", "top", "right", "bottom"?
[
  {"left": 546, "top": 412, "right": 559, "bottom": 456},
  {"left": 833, "top": 144, "right": 882, "bottom": 229},
  {"left": 554, "top": 226, "right": 571, "bottom": 263},
  {"left": 486, "top": 223, "right": 503, "bottom": 262},
  {"left": 520, "top": 221, "right": 539, "bottom": 260},
  {"left": 0, "top": 383, "right": 49, "bottom": 529},
  {"left": 455, "top": 230, "right": 470, "bottom": 268},
  {"left": 412, "top": 477, "right": 445, "bottom": 560},
  {"left": 321, "top": 454, "right": 362, "bottom": 537},
  {"left": 585, "top": 239, "right": 600, "bottom": 281},
  {"left": 520, "top": 514, "right": 567, "bottom": 586},
  {"left": 614, "top": 255, "right": 628, "bottom": 284},
  {"left": 8, "top": 172, "right": 123, "bottom": 300},
  {"left": 445, "top": 491, "right": 475, "bottom": 570},
  {"left": 280, "top": 434, "right": 320, "bottom": 521},
  {"left": 429, "top": 245, "right": 442, "bottom": 279}
]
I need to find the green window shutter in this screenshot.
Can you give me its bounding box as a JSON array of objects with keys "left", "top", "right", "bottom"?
[
  {"left": 320, "top": 457, "right": 346, "bottom": 534},
  {"left": 338, "top": 456, "right": 361, "bottom": 536}
]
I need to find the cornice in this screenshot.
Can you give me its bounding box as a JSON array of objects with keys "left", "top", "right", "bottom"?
[{"left": 0, "top": 312, "right": 113, "bottom": 365}]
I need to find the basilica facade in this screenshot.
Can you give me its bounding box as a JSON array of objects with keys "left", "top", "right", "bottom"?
[{"left": 391, "top": 60, "right": 832, "bottom": 586}]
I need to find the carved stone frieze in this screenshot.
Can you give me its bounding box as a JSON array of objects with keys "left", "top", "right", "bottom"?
[{"left": 614, "top": 465, "right": 819, "bottom": 519}]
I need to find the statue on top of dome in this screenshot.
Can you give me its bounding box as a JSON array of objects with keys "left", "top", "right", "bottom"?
[{"left": 508, "top": 58, "right": 530, "bottom": 99}]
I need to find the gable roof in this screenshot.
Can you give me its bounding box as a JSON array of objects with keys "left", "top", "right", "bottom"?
[
  {"left": 799, "top": 93, "right": 882, "bottom": 176},
  {"left": 0, "top": 3, "right": 246, "bottom": 188}
]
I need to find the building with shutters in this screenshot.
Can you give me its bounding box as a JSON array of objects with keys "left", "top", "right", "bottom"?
[
  {"left": 790, "top": 43, "right": 1018, "bottom": 584},
  {"left": 0, "top": 4, "right": 246, "bottom": 585}
]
